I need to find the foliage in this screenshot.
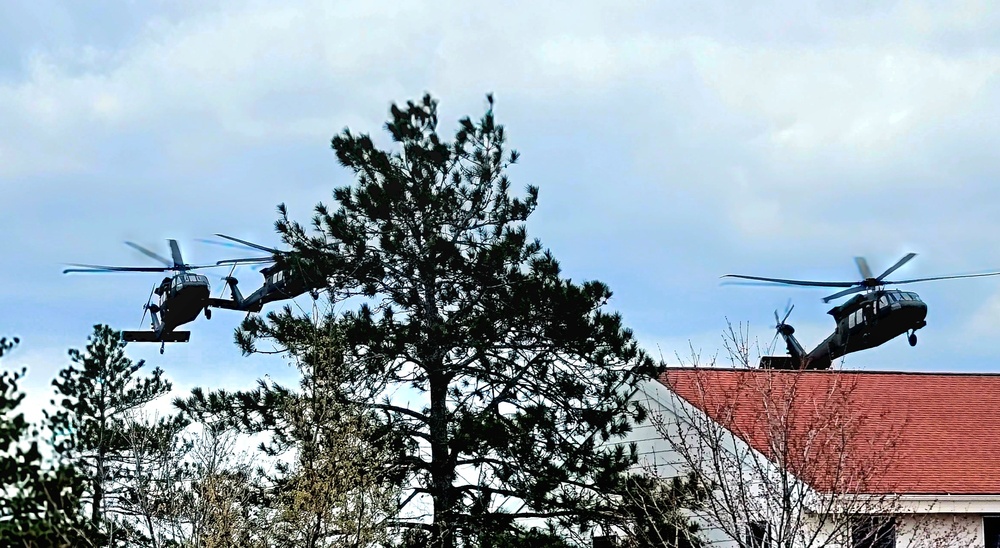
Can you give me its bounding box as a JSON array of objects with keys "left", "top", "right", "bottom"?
[
  {"left": 614, "top": 472, "right": 705, "bottom": 548},
  {"left": 158, "top": 421, "right": 269, "bottom": 548},
  {"left": 0, "top": 336, "right": 98, "bottom": 546},
  {"left": 177, "top": 327, "right": 405, "bottom": 548},
  {"left": 477, "top": 525, "right": 574, "bottom": 548},
  {"left": 233, "top": 93, "right": 670, "bottom": 546},
  {"left": 47, "top": 324, "right": 185, "bottom": 546}
]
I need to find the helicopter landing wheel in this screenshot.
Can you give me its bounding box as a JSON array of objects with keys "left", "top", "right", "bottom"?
[
  {"left": 159, "top": 342, "right": 165, "bottom": 355},
  {"left": 908, "top": 332, "right": 917, "bottom": 347},
  {"left": 205, "top": 308, "right": 212, "bottom": 320}
]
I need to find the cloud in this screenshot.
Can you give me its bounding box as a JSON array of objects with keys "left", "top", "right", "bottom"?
[{"left": 6, "top": 0, "right": 1000, "bottom": 403}]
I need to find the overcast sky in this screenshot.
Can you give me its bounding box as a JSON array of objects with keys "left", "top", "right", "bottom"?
[{"left": 5, "top": 1, "right": 1000, "bottom": 415}]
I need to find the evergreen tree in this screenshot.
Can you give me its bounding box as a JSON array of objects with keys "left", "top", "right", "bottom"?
[
  {"left": 614, "top": 473, "right": 706, "bottom": 547},
  {"left": 236, "top": 94, "right": 672, "bottom": 546},
  {"left": 176, "top": 328, "right": 406, "bottom": 548},
  {"left": 0, "top": 336, "right": 97, "bottom": 546},
  {"left": 48, "top": 324, "right": 185, "bottom": 546}
]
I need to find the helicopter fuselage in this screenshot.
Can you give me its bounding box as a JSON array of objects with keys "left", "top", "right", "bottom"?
[
  {"left": 730, "top": 252, "right": 1000, "bottom": 370},
  {"left": 153, "top": 273, "right": 211, "bottom": 333},
  {"left": 210, "top": 263, "right": 316, "bottom": 313},
  {"left": 793, "top": 289, "right": 928, "bottom": 369}
]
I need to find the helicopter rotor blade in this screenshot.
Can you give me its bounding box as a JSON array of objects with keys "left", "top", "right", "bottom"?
[
  {"left": 822, "top": 285, "right": 867, "bottom": 303},
  {"left": 63, "top": 264, "right": 171, "bottom": 274},
  {"left": 886, "top": 271, "right": 1000, "bottom": 285},
  {"left": 722, "top": 274, "right": 857, "bottom": 288},
  {"left": 168, "top": 239, "right": 185, "bottom": 269},
  {"left": 855, "top": 257, "right": 873, "bottom": 280},
  {"left": 214, "top": 234, "right": 280, "bottom": 254},
  {"left": 196, "top": 238, "right": 253, "bottom": 251},
  {"left": 876, "top": 253, "right": 917, "bottom": 282},
  {"left": 125, "top": 242, "right": 173, "bottom": 267},
  {"left": 216, "top": 257, "right": 274, "bottom": 266}
]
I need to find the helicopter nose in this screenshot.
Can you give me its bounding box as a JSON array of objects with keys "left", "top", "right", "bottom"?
[{"left": 906, "top": 300, "right": 928, "bottom": 323}]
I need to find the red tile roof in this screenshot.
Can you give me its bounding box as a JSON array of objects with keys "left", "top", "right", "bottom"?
[{"left": 658, "top": 368, "right": 1000, "bottom": 495}]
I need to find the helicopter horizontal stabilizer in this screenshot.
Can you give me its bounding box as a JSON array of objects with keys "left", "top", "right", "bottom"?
[
  {"left": 207, "top": 298, "right": 263, "bottom": 313},
  {"left": 759, "top": 356, "right": 798, "bottom": 370},
  {"left": 121, "top": 331, "right": 191, "bottom": 343}
]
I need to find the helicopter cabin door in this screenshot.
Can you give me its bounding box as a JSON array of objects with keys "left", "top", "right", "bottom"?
[{"left": 862, "top": 299, "right": 875, "bottom": 325}]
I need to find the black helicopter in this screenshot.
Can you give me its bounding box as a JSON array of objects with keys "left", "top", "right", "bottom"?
[
  {"left": 204, "top": 234, "right": 321, "bottom": 313},
  {"left": 64, "top": 240, "right": 217, "bottom": 353},
  {"left": 724, "top": 253, "right": 1000, "bottom": 370}
]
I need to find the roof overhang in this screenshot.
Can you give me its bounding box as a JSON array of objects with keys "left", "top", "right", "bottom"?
[{"left": 813, "top": 493, "right": 1000, "bottom": 515}]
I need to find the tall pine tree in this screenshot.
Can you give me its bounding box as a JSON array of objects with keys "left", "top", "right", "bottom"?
[{"left": 237, "top": 94, "right": 668, "bottom": 546}]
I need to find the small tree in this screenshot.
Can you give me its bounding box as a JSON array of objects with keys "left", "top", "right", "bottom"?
[
  {"left": 234, "top": 94, "right": 673, "bottom": 545},
  {"left": 176, "top": 327, "right": 405, "bottom": 548},
  {"left": 0, "top": 336, "right": 97, "bottom": 546},
  {"left": 48, "top": 324, "right": 183, "bottom": 545},
  {"left": 613, "top": 472, "right": 706, "bottom": 548},
  {"left": 116, "top": 411, "right": 193, "bottom": 546},
  {"left": 152, "top": 418, "right": 267, "bottom": 548}
]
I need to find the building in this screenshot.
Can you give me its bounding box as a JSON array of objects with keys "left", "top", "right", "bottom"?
[{"left": 627, "top": 368, "right": 1000, "bottom": 547}]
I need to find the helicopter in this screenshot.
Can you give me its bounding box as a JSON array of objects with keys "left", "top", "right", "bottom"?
[
  {"left": 203, "top": 234, "right": 322, "bottom": 313},
  {"left": 64, "top": 240, "right": 218, "bottom": 353},
  {"left": 723, "top": 253, "right": 1000, "bottom": 370}
]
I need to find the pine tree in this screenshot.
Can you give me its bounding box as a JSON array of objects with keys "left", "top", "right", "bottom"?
[
  {"left": 0, "top": 336, "right": 97, "bottom": 546},
  {"left": 614, "top": 473, "right": 706, "bottom": 547},
  {"left": 48, "top": 324, "right": 185, "bottom": 545},
  {"left": 236, "top": 94, "right": 669, "bottom": 546},
  {"left": 176, "top": 328, "right": 406, "bottom": 548}
]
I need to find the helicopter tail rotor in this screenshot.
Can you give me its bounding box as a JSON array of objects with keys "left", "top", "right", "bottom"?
[
  {"left": 770, "top": 302, "right": 795, "bottom": 351},
  {"left": 139, "top": 283, "right": 156, "bottom": 328}
]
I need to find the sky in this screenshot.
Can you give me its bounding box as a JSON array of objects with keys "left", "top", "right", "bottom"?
[{"left": 5, "top": 0, "right": 1000, "bottom": 418}]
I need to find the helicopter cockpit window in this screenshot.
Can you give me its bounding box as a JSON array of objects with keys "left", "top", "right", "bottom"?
[{"left": 879, "top": 296, "right": 889, "bottom": 308}]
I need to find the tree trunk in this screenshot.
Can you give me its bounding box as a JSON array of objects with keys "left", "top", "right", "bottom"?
[
  {"left": 429, "top": 369, "right": 455, "bottom": 548},
  {"left": 91, "top": 462, "right": 103, "bottom": 525}
]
